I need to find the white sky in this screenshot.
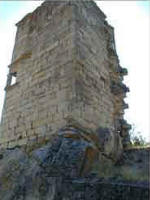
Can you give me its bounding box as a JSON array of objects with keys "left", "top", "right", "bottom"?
[{"left": 0, "top": 1, "right": 149, "bottom": 141}]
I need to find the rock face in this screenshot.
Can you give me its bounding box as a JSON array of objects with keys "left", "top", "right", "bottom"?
[
  {"left": 0, "top": 0, "right": 130, "bottom": 153},
  {"left": 0, "top": 127, "right": 149, "bottom": 200},
  {"left": 0, "top": 127, "right": 98, "bottom": 199}
]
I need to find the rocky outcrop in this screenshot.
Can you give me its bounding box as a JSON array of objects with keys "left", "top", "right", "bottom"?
[
  {"left": 0, "top": 127, "right": 149, "bottom": 200},
  {"left": 0, "top": 127, "right": 101, "bottom": 199}
]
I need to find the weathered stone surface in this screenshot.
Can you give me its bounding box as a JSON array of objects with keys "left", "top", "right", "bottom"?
[{"left": 0, "top": 0, "right": 130, "bottom": 154}]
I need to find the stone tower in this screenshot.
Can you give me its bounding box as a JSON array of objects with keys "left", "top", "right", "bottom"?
[{"left": 0, "top": 0, "right": 130, "bottom": 152}]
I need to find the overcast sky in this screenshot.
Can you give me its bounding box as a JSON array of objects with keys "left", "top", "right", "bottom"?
[{"left": 0, "top": 1, "right": 149, "bottom": 141}]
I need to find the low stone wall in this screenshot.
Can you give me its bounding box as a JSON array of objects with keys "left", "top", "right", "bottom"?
[{"left": 62, "top": 179, "right": 149, "bottom": 200}]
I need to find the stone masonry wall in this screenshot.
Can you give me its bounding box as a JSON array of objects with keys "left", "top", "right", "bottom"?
[{"left": 0, "top": 0, "right": 129, "bottom": 149}]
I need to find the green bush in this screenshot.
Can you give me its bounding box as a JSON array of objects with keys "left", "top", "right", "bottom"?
[{"left": 129, "top": 124, "right": 147, "bottom": 147}]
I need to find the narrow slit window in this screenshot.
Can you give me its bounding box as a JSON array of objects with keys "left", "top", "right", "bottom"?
[
  {"left": 11, "top": 72, "right": 17, "bottom": 85},
  {"left": 11, "top": 75, "right": 17, "bottom": 85}
]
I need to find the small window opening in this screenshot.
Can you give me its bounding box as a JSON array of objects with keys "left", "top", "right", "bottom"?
[
  {"left": 11, "top": 75, "right": 17, "bottom": 85},
  {"left": 11, "top": 72, "right": 17, "bottom": 85},
  {"left": 7, "top": 72, "right": 17, "bottom": 87}
]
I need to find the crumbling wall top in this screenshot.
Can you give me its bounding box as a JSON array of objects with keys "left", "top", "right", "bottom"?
[{"left": 16, "top": 0, "right": 106, "bottom": 28}]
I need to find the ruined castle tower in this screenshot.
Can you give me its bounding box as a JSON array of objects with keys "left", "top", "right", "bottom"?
[{"left": 0, "top": 0, "right": 130, "bottom": 150}]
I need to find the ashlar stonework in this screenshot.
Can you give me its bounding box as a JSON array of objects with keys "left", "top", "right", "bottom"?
[{"left": 0, "top": 0, "right": 130, "bottom": 157}]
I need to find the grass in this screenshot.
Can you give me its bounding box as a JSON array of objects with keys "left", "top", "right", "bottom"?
[{"left": 91, "top": 155, "right": 149, "bottom": 182}]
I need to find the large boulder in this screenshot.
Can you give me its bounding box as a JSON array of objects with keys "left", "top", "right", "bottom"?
[{"left": 0, "top": 127, "right": 99, "bottom": 199}]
